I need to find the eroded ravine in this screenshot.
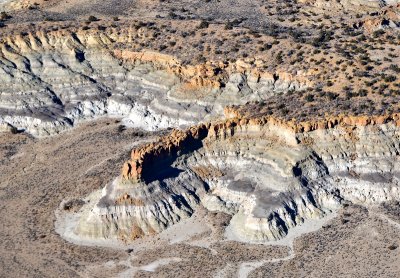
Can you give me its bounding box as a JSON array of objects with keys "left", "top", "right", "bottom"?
[
  {"left": 0, "top": 28, "right": 309, "bottom": 136},
  {"left": 58, "top": 108, "right": 400, "bottom": 248}
]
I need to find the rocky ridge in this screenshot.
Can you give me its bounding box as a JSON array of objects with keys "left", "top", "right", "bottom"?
[
  {"left": 71, "top": 108, "right": 400, "bottom": 243},
  {"left": 0, "top": 28, "right": 311, "bottom": 136},
  {"left": 121, "top": 107, "right": 400, "bottom": 185},
  {"left": 1, "top": 0, "right": 400, "bottom": 276}
]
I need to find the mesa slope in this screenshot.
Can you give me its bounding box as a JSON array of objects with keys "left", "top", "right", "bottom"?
[{"left": 1, "top": 0, "right": 400, "bottom": 277}]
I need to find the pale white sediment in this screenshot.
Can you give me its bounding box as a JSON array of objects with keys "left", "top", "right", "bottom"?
[
  {"left": 0, "top": 32, "right": 308, "bottom": 137},
  {"left": 117, "top": 257, "right": 183, "bottom": 278},
  {"left": 0, "top": 0, "right": 12, "bottom": 6},
  {"left": 225, "top": 210, "right": 338, "bottom": 247},
  {"left": 54, "top": 190, "right": 128, "bottom": 250},
  {"left": 53, "top": 118, "right": 400, "bottom": 278},
  {"left": 66, "top": 122, "right": 400, "bottom": 246},
  {"left": 235, "top": 211, "right": 337, "bottom": 278}
]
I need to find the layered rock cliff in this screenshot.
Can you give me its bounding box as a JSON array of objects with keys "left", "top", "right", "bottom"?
[
  {"left": 74, "top": 109, "right": 400, "bottom": 242},
  {"left": 0, "top": 28, "right": 310, "bottom": 136}
]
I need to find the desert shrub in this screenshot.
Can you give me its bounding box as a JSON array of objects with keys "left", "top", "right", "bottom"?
[
  {"left": 341, "top": 219, "right": 349, "bottom": 224},
  {"left": 312, "top": 29, "right": 334, "bottom": 47},
  {"left": 384, "top": 75, "right": 397, "bottom": 83},
  {"left": 0, "top": 11, "right": 11, "bottom": 21},
  {"left": 388, "top": 244, "right": 398, "bottom": 250},
  {"left": 44, "top": 17, "right": 56, "bottom": 22},
  {"left": 327, "top": 92, "right": 338, "bottom": 100},
  {"left": 224, "top": 22, "right": 233, "bottom": 30},
  {"left": 275, "top": 51, "right": 283, "bottom": 63},
  {"left": 358, "top": 89, "right": 368, "bottom": 97},
  {"left": 198, "top": 20, "right": 209, "bottom": 29},
  {"left": 62, "top": 199, "right": 85, "bottom": 212},
  {"left": 372, "top": 29, "right": 385, "bottom": 38},
  {"left": 10, "top": 126, "right": 19, "bottom": 134},
  {"left": 389, "top": 64, "right": 400, "bottom": 73},
  {"left": 345, "top": 91, "right": 354, "bottom": 99},
  {"left": 88, "top": 15, "right": 99, "bottom": 22},
  {"left": 117, "top": 125, "right": 126, "bottom": 132},
  {"left": 224, "top": 18, "right": 243, "bottom": 29},
  {"left": 305, "top": 94, "right": 314, "bottom": 102}
]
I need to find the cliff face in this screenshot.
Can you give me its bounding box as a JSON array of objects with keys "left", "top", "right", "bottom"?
[
  {"left": 122, "top": 125, "right": 209, "bottom": 182},
  {"left": 115, "top": 49, "right": 311, "bottom": 94},
  {"left": 121, "top": 108, "right": 400, "bottom": 185},
  {"left": 2, "top": 4, "right": 398, "bottom": 244},
  {"left": 225, "top": 106, "right": 400, "bottom": 132},
  {"left": 0, "top": 29, "right": 310, "bottom": 136},
  {"left": 75, "top": 111, "right": 400, "bottom": 242}
]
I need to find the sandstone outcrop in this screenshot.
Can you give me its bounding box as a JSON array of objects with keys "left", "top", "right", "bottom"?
[
  {"left": 74, "top": 110, "right": 400, "bottom": 242},
  {"left": 224, "top": 105, "right": 400, "bottom": 131},
  {"left": 122, "top": 124, "right": 209, "bottom": 181},
  {"left": 120, "top": 107, "right": 400, "bottom": 178},
  {"left": 0, "top": 28, "right": 310, "bottom": 136},
  {"left": 3, "top": 0, "right": 399, "bottom": 247}
]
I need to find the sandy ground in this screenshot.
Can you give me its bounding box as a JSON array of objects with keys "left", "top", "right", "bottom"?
[
  {"left": 0, "top": 119, "right": 157, "bottom": 277},
  {"left": 1, "top": 120, "right": 400, "bottom": 277},
  {"left": 0, "top": 0, "right": 399, "bottom": 276}
]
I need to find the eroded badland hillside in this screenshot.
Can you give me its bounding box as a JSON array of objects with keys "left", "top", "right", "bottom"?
[{"left": 1, "top": 0, "right": 400, "bottom": 277}]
